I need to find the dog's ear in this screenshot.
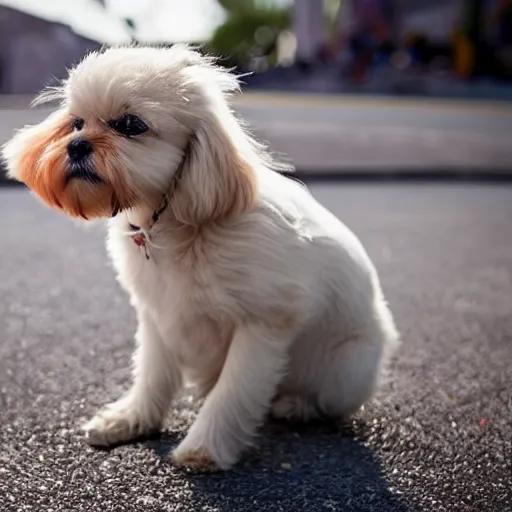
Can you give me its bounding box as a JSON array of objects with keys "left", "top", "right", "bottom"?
[{"left": 170, "top": 104, "right": 257, "bottom": 226}]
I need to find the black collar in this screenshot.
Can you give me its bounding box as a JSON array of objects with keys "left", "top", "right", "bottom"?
[{"left": 128, "top": 194, "right": 168, "bottom": 233}]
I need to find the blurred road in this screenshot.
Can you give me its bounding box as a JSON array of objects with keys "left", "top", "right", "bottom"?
[
  {"left": 237, "top": 94, "right": 512, "bottom": 172},
  {"left": 1, "top": 183, "right": 511, "bottom": 512},
  {"left": 1, "top": 93, "right": 512, "bottom": 175}
]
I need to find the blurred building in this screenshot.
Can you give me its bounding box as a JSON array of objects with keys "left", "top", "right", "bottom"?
[
  {"left": 402, "top": 1, "right": 463, "bottom": 43},
  {"left": 293, "top": 0, "right": 469, "bottom": 49},
  {"left": 292, "top": 0, "right": 324, "bottom": 65},
  {"left": 292, "top": 0, "right": 511, "bottom": 79},
  {"left": 0, "top": 0, "right": 130, "bottom": 94}
]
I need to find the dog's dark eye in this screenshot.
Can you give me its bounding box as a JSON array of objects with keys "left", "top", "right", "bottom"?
[
  {"left": 72, "top": 118, "right": 84, "bottom": 131},
  {"left": 109, "top": 114, "right": 149, "bottom": 137}
]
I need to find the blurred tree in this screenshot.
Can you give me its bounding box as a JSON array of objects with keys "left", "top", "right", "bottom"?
[{"left": 209, "top": 0, "right": 291, "bottom": 71}]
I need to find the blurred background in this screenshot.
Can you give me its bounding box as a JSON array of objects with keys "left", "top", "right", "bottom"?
[
  {"left": 0, "top": 0, "right": 512, "bottom": 95},
  {"left": 0, "top": 0, "right": 512, "bottom": 177}
]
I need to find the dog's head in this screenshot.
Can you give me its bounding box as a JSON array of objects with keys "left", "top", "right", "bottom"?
[{"left": 2, "top": 45, "right": 269, "bottom": 223}]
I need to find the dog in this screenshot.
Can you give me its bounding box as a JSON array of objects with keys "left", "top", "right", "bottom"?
[{"left": 2, "top": 45, "right": 399, "bottom": 471}]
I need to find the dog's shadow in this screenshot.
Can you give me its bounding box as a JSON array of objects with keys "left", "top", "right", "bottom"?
[{"left": 144, "top": 419, "right": 408, "bottom": 512}]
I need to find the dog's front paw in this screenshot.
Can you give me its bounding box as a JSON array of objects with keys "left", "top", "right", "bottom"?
[
  {"left": 172, "top": 446, "right": 220, "bottom": 472},
  {"left": 172, "top": 430, "right": 239, "bottom": 471},
  {"left": 83, "top": 398, "right": 160, "bottom": 447}
]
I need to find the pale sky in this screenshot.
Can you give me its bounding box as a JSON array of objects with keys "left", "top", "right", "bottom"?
[
  {"left": 107, "top": 0, "right": 158, "bottom": 18},
  {"left": 105, "top": 0, "right": 293, "bottom": 43},
  {"left": 105, "top": 0, "right": 227, "bottom": 42}
]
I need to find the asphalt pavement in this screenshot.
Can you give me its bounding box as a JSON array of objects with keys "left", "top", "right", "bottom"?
[{"left": 1, "top": 183, "right": 511, "bottom": 512}]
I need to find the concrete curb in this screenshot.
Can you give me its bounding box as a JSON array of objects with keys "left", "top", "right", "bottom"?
[
  {"left": 4, "top": 168, "right": 512, "bottom": 187},
  {"left": 286, "top": 170, "right": 512, "bottom": 182}
]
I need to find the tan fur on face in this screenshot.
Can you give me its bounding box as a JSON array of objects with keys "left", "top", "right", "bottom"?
[
  {"left": 88, "top": 132, "right": 141, "bottom": 214},
  {"left": 16, "top": 111, "right": 72, "bottom": 211},
  {"left": 4, "top": 111, "right": 139, "bottom": 219}
]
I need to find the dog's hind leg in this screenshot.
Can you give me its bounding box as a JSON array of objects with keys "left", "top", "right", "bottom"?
[{"left": 272, "top": 307, "right": 398, "bottom": 422}]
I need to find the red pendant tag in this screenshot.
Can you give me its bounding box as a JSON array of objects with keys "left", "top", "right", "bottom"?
[
  {"left": 132, "top": 233, "right": 146, "bottom": 247},
  {"left": 131, "top": 232, "right": 150, "bottom": 259}
]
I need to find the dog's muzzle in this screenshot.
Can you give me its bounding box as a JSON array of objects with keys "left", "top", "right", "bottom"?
[
  {"left": 67, "top": 137, "right": 93, "bottom": 162},
  {"left": 66, "top": 137, "right": 103, "bottom": 185}
]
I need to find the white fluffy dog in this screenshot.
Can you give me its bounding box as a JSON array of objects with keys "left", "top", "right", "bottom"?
[{"left": 2, "top": 45, "right": 399, "bottom": 471}]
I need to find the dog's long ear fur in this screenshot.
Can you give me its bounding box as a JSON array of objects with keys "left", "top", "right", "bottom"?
[
  {"left": 171, "top": 103, "right": 257, "bottom": 226},
  {"left": 168, "top": 52, "right": 263, "bottom": 226}
]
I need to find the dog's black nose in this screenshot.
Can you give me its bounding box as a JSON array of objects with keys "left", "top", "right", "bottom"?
[{"left": 67, "top": 137, "right": 93, "bottom": 162}]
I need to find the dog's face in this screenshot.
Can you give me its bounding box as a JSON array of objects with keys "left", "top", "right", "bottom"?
[{"left": 2, "top": 45, "right": 258, "bottom": 222}]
